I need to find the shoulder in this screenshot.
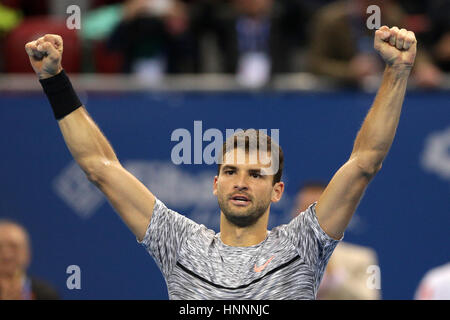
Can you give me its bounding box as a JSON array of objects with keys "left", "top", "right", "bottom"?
[{"left": 150, "top": 197, "right": 216, "bottom": 238}]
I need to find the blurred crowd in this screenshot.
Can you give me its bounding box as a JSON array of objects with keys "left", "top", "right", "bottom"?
[{"left": 0, "top": 0, "right": 449, "bottom": 88}]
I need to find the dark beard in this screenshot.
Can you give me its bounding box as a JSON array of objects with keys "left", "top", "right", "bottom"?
[{"left": 218, "top": 196, "right": 270, "bottom": 228}]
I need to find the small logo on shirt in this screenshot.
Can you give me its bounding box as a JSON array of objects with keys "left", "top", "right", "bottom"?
[{"left": 254, "top": 256, "right": 275, "bottom": 273}]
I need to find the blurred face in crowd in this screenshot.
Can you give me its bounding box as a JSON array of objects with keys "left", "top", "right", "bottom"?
[
  {"left": 213, "top": 148, "right": 284, "bottom": 228},
  {"left": 234, "top": 0, "right": 274, "bottom": 18},
  {"left": 293, "top": 186, "right": 325, "bottom": 217},
  {"left": 0, "top": 223, "right": 30, "bottom": 277}
]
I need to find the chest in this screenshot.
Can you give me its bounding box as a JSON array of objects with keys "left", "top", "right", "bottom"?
[{"left": 171, "top": 238, "right": 317, "bottom": 299}]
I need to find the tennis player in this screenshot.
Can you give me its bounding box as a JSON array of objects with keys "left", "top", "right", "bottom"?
[{"left": 25, "top": 25, "right": 416, "bottom": 299}]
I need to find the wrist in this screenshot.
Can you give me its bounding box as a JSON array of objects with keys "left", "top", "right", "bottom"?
[
  {"left": 384, "top": 64, "right": 412, "bottom": 80},
  {"left": 385, "top": 62, "right": 412, "bottom": 74},
  {"left": 38, "top": 67, "right": 63, "bottom": 80},
  {"left": 39, "top": 70, "right": 83, "bottom": 120}
]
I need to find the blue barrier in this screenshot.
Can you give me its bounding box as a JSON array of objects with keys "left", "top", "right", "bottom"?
[{"left": 0, "top": 91, "right": 448, "bottom": 299}]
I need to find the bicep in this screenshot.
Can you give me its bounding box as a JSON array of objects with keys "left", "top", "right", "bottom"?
[
  {"left": 89, "top": 161, "right": 156, "bottom": 241},
  {"left": 315, "top": 157, "right": 376, "bottom": 240}
]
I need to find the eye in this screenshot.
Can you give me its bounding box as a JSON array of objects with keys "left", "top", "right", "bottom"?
[
  {"left": 251, "top": 173, "right": 261, "bottom": 178},
  {"left": 225, "top": 170, "right": 235, "bottom": 175}
]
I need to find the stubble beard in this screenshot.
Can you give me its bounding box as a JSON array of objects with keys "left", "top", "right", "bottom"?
[{"left": 218, "top": 193, "right": 271, "bottom": 228}]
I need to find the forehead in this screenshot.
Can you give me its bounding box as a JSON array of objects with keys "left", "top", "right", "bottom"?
[
  {"left": 0, "top": 224, "right": 28, "bottom": 245},
  {"left": 221, "top": 148, "right": 273, "bottom": 169}
]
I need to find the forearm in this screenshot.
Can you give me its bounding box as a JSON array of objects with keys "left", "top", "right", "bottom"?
[
  {"left": 351, "top": 66, "right": 410, "bottom": 170},
  {"left": 58, "top": 107, "right": 119, "bottom": 175}
]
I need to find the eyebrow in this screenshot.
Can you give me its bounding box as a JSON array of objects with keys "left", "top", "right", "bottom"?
[
  {"left": 221, "top": 165, "right": 237, "bottom": 172},
  {"left": 221, "top": 165, "right": 263, "bottom": 174}
]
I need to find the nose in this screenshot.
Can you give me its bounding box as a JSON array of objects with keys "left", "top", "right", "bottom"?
[{"left": 233, "top": 172, "right": 249, "bottom": 191}]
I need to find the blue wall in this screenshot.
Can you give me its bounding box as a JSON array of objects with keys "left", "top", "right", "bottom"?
[{"left": 0, "top": 91, "right": 448, "bottom": 299}]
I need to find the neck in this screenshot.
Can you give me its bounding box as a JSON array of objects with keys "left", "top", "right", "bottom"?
[{"left": 219, "top": 210, "right": 269, "bottom": 247}]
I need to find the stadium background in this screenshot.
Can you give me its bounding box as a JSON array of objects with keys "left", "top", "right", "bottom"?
[{"left": 0, "top": 0, "right": 449, "bottom": 299}]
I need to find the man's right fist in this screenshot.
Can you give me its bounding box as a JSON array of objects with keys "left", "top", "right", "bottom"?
[{"left": 25, "top": 34, "right": 63, "bottom": 80}]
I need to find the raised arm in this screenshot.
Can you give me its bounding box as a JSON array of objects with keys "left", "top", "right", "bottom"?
[
  {"left": 25, "top": 34, "right": 155, "bottom": 241},
  {"left": 315, "top": 26, "right": 417, "bottom": 240}
]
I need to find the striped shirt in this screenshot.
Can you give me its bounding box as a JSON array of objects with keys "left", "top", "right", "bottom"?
[{"left": 139, "top": 197, "right": 341, "bottom": 299}]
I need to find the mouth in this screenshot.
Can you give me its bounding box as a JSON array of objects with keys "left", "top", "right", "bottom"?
[{"left": 229, "top": 194, "right": 251, "bottom": 206}]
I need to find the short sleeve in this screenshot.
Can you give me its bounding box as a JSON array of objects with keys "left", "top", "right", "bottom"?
[
  {"left": 138, "top": 197, "right": 202, "bottom": 279},
  {"left": 279, "top": 202, "right": 342, "bottom": 279}
]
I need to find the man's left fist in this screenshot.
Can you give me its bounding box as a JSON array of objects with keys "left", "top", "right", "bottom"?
[{"left": 374, "top": 26, "right": 417, "bottom": 70}]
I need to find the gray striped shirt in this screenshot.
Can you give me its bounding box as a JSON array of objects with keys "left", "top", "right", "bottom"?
[{"left": 139, "top": 197, "right": 341, "bottom": 299}]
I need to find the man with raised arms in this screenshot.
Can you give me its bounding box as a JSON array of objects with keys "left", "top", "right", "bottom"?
[{"left": 25, "top": 25, "right": 416, "bottom": 299}]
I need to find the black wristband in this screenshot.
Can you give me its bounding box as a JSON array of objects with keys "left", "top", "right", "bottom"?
[{"left": 39, "top": 70, "right": 83, "bottom": 120}]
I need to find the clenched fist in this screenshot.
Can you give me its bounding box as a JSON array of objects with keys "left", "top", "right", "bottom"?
[
  {"left": 25, "top": 34, "right": 63, "bottom": 80},
  {"left": 374, "top": 26, "right": 417, "bottom": 71}
]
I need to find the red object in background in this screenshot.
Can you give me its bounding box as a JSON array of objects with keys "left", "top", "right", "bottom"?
[
  {"left": 403, "top": 14, "right": 431, "bottom": 34},
  {"left": 4, "top": 17, "right": 81, "bottom": 73},
  {"left": 93, "top": 40, "right": 124, "bottom": 73},
  {"left": 1, "top": 0, "right": 21, "bottom": 8}
]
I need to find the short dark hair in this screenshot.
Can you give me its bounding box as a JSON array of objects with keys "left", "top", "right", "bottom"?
[{"left": 217, "top": 129, "right": 284, "bottom": 184}]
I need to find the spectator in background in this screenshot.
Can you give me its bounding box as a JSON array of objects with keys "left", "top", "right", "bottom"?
[
  {"left": 291, "top": 182, "right": 381, "bottom": 300},
  {"left": 307, "top": 0, "right": 443, "bottom": 89},
  {"left": 396, "top": 0, "right": 450, "bottom": 83},
  {"left": 0, "top": 220, "right": 59, "bottom": 300},
  {"left": 107, "top": 0, "right": 196, "bottom": 82},
  {"left": 211, "top": 0, "right": 308, "bottom": 88},
  {"left": 415, "top": 263, "right": 450, "bottom": 300},
  {"left": 424, "top": 1, "right": 450, "bottom": 73}
]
